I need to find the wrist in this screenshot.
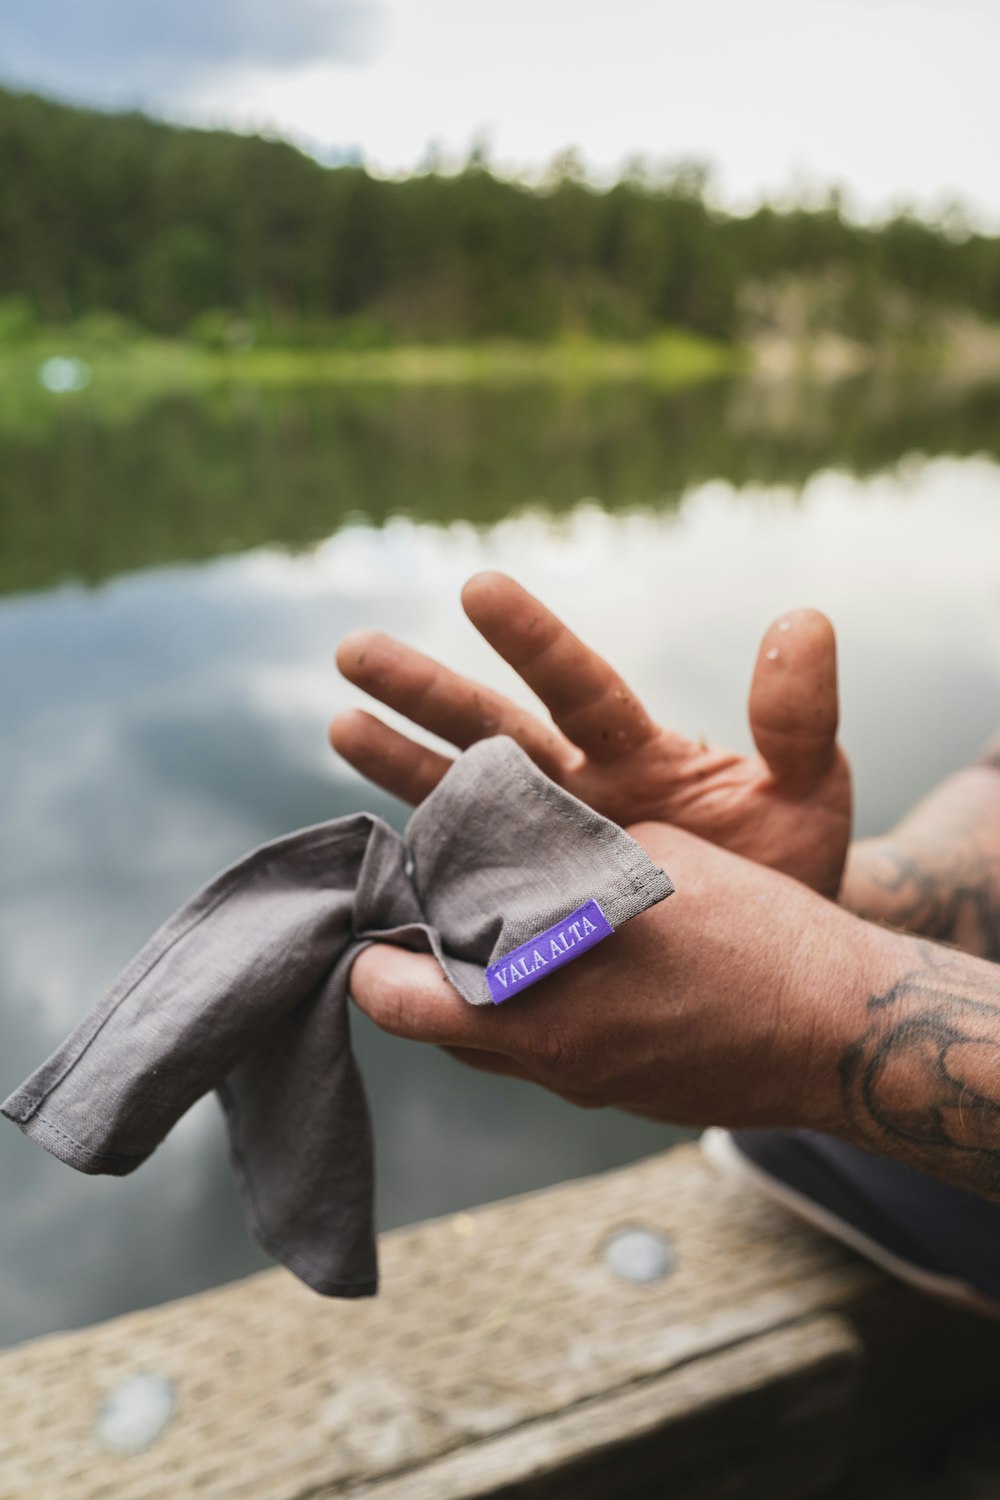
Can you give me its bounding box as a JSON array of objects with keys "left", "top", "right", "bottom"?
[{"left": 772, "top": 899, "right": 907, "bottom": 1138}]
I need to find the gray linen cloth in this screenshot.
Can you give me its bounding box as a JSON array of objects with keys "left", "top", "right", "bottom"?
[{"left": 3, "top": 737, "right": 673, "bottom": 1297}]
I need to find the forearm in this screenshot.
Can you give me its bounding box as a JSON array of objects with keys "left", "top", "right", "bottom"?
[
  {"left": 840, "top": 742, "right": 1000, "bottom": 961},
  {"left": 800, "top": 914, "right": 1000, "bottom": 1202}
]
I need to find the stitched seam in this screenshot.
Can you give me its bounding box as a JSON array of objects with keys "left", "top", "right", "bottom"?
[
  {"left": 20, "top": 821, "right": 373, "bottom": 1117},
  {"left": 503, "top": 748, "right": 661, "bottom": 890},
  {"left": 254, "top": 1237, "right": 377, "bottom": 1293},
  {"left": 31, "top": 1113, "right": 143, "bottom": 1166},
  {"left": 485, "top": 753, "right": 672, "bottom": 958}
]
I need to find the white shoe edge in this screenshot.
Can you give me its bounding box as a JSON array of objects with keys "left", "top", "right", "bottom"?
[{"left": 699, "top": 1127, "right": 1000, "bottom": 1322}]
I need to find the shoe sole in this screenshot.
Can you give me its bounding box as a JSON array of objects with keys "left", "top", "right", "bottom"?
[{"left": 700, "top": 1128, "right": 1000, "bottom": 1321}]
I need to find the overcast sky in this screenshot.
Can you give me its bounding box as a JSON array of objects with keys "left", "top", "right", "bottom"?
[{"left": 2, "top": 0, "right": 998, "bottom": 224}]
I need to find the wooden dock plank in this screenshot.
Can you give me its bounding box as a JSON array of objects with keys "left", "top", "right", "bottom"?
[
  {"left": 0, "top": 1143, "right": 919, "bottom": 1500},
  {"left": 350, "top": 1314, "right": 862, "bottom": 1500}
]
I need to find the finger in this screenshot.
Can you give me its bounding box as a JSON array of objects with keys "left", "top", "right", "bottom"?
[
  {"left": 749, "top": 608, "right": 840, "bottom": 791},
  {"left": 349, "top": 945, "right": 520, "bottom": 1052},
  {"left": 461, "top": 572, "right": 662, "bottom": 763},
  {"left": 330, "top": 709, "right": 453, "bottom": 805},
  {"left": 336, "top": 629, "right": 572, "bottom": 780}
]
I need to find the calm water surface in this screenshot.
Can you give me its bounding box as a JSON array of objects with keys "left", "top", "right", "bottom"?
[{"left": 2, "top": 375, "right": 1000, "bottom": 1347}]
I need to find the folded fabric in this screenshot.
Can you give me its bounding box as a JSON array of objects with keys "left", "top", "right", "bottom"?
[{"left": 3, "top": 737, "right": 673, "bottom": 1297}]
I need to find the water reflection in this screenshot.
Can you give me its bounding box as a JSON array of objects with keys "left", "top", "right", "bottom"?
[
  {"left": 3, "top": 374, "right": 1000, "bottom": 596},
  {"left": 2, "top": 385, "right": 1000, "bottom": 1349}
]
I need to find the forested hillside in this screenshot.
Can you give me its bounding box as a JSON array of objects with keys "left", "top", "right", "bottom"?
[{"left": 2, "top": 86, "right": 999, "bottom": 345}]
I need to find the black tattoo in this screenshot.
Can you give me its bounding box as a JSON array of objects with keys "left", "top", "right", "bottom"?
[
  {"left": 850, "top": 841, "right": 1000, "bottom": 963},
  {"left": 840, "top": 943, "right": 1000, "bottom": 1200},
  {"left": 845, "top": 749, "right": 1000, "bottom": 961}
]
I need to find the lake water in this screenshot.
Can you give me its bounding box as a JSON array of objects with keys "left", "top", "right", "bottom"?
[{"left": 2, "top": 372, "right": 1000, "bottom": 1348}]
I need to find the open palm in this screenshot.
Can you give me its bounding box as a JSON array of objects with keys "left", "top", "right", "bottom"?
[{"left": 330, "top": 573, "right": 852, "bottom": 897}]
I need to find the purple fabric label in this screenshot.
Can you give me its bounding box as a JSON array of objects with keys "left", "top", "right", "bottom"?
[{"left": 486, "top": 899, "right": 614, "bottom": 1004}]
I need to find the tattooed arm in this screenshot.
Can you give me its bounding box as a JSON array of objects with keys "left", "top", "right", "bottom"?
[
  {"left": 839, "top": 939, "right": 1000, "bottom": 1200},
  {"left": 840, "top": 735, "right": 1000, "bottom": 962},
  {"left": 837, "top": 738, "right": 1000, "bottom": 1196}
]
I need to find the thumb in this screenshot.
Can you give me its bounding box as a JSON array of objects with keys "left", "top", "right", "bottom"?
[
  {"left": 749, "top": 608, "right": 840, "bottom": 792},
  {"left": 349, "top": 943, "right": 515, "bottom": 1051}
]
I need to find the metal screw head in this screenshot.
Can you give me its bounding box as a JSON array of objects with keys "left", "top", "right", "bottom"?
[
  {"left": 95, "top": 1372, "right": 176, "bottom": 1455},
  {"left": 602, "top": 1226, "right": 675, "bottom": 1284}
]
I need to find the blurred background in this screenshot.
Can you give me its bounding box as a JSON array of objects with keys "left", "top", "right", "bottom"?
[{"left": 2, "top": 0, "right": 1000, "bottom": 1349}]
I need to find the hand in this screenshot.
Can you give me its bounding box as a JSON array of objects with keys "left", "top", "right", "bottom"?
[
  {"left": 349, "top": 822, "right": 891, "bottom": 1130},
  {"left": 331, "top": 573, "right": 851, "bottom": 896}
]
